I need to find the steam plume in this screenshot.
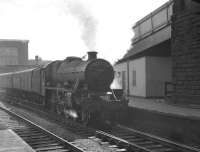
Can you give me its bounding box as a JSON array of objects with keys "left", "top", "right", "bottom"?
[{"left": 65, "top": 0, "right": 97, "bottom": 50}]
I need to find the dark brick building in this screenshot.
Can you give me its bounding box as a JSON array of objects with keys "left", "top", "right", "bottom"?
[
  {"left": 0, "top": 39, "right": 29, "bottom": 65},
  {"left": 172, "top": 0, "right": 200, "bottom": 104}
]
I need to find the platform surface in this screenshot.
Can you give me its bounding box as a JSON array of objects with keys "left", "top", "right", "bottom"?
[
  {"left": 0, "top": 129, "right": 35, "bottom": 152},
  {"left": 128, "top": 97, "right": 200, "bottom": 120}
]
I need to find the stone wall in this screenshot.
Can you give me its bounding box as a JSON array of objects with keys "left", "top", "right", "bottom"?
[{"left": 171, "top": 0, "right": 200, "bottom": 104}]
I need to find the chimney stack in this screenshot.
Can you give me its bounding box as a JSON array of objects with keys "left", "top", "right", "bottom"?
[
  {"left": 35, "top": 55, "right": 39, "bottom": 65},
  {"left": 87, "top": 51, "right": 97, "bottom": 60}
]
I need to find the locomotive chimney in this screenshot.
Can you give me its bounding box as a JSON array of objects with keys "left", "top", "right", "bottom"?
[{"left": 87, "top": 51, "right": 97, "bottom": 60}]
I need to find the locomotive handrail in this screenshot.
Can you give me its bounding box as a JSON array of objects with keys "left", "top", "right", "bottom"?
[
  {"left": 111, "top": 89, "right": 119, "bottom": 101},
  {"left": 45, "top": 86, "right": 73, "bottom": 92}
]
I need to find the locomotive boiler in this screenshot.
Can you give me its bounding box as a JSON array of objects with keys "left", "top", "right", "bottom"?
[
  {"left": 48, "top": 52, "right": 114, "bottom": 92},
  {"left": 0, "top": 52, "right": 126, "bottom": 125}
]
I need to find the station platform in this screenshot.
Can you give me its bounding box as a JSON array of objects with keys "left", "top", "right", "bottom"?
[
  {"left": 128, "top": 97, "right": 200, "bottom": 120},
  {"left": 0, "top": 129, "right": 35, "bottom": 152}
]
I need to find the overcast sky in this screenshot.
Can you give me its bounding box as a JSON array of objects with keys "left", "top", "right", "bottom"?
[{"left": 0, "top": 0, "right": 168, "bottom": 63}]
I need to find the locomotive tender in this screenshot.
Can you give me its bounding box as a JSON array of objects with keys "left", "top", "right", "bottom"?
[{"left": 0, "top": 52, "right": 125, "bottom": 124}]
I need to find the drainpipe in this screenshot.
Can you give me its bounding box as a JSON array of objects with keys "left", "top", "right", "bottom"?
[{"left": 127, "top": 60, "right": 130, "bottom": 97}]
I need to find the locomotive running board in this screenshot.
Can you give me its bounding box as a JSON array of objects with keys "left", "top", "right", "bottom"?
[{"left": 44, "top": 86, "right": 72, "bottom": 92}]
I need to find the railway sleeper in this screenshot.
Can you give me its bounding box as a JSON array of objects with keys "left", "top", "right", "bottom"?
[
  {"left": 30, "top": 140, "right": 60, "bottom": 146},
  {"left": 37, "top": 150, "right": 70, "bottom": 152},
  {"left": 18, "top": 135, "right": 49, "bottom": 140},
  {"left": 35, "top": 145, "right": 66, "bottom": 151},
  {"left": 15, "top": 132, "right": 44, "bottom": 137},
  {"left": 32, "top": 143, "right": 61, "bottom": 148},
  {"left": 14, "top": 127, "right": 39, "bottom": 132},
  {"left": 144, "top": 144, "right": 165, "bottom": 149},
  {"left": 24, "top": 138, "right": 56, "bottom": 144}
]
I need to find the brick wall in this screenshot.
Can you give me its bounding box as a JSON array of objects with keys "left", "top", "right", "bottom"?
[{"left": 172, "top": 0, "right": 200, "bottom": 104}]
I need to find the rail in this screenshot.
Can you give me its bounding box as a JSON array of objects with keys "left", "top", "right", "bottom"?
[{"left": 0, "top": 106, "right": 85, "bottom": 152}]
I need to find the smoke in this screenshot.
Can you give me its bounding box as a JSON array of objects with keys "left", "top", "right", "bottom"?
[{"left": 65, "top": 0, "right": 97, "bottom": 50}]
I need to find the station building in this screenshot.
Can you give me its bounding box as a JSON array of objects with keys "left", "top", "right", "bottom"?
[
  {"left": 0, "top": 39, "right": 30, "bottom": 73},
  {"left": 114, "top": 0, "right": 173, "bottom": 98},
  {"left": 114, "top": 0, "right": 200, "bottom": 106},
  {"left": 0, "top": 39, "right": 51, "bottom": 73},
  {"left": 0, "top": 39, "right": 29, "bottom": 66}
]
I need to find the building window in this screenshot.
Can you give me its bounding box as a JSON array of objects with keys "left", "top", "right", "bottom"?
[
  {"left": 132, "top": 70, "right": 136, "bottom": 87},
  {"left": 122, "top": 71, "right": 126, "bottom": 90}
]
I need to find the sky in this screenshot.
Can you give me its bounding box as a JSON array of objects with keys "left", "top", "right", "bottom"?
[{"left": 0, "top": 0, "right": 168, "bottom": 64}]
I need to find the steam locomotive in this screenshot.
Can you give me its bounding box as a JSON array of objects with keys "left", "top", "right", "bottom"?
[{"left": 0, "top": 52, "right": 126, "bottom": 125}]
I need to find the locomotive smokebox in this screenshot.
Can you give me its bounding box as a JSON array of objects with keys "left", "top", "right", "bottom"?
[
  {"left": 87, "top": 51, "right": 97, "bottom": 60},
  {"left": 56, "top": 51, "right": 114, "bottom": 92}
]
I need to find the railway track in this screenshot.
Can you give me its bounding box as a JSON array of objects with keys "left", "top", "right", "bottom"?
[
  {"left": 0, "top": 106, "right": 85, "bottom": 152},
  {"left": 63, "top": 120, "right": 200, "bottom": 151},
  {"left": 71, "top": 127, "right": 200, "bottom": 152},
  {"left": 100, "top": 125, "right": 200, "bottom": 152},
  {"left": 63, "top": 119, "right": 200, "bottom": 151},
  {"left": 3, "top": 99, "right": 96, "bottom": 138},
  {"left": 1, "top": 101, "right": 200, "bottom": 152}
]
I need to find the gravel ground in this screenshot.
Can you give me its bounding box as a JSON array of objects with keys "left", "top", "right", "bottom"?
[
  {"left": 0, "top": 101, "right": 81, "bottom": 141},
  {"left": 73, "top": 139, "right": 120, "bottom": 152}
]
